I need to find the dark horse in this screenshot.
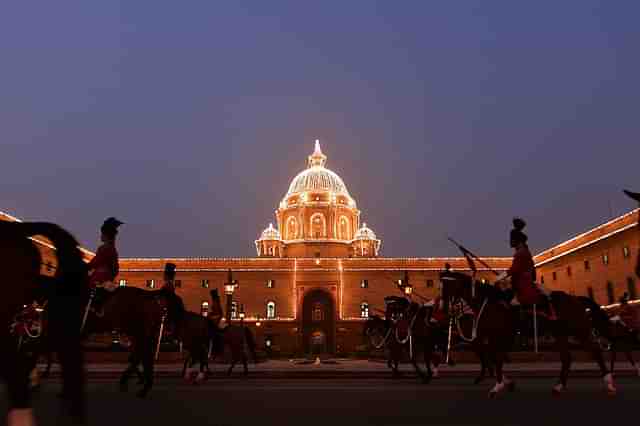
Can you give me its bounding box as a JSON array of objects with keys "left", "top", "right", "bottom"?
[
  {"left": 82, "top": 286, "right": 185, "bottom": 397},
  {"left": 1, "top": 221, "right": 87, "bottom": 425},
  {"left": 363, "top": 298, "right": 443, "bottom": 382},
  {"left": 174, "top": 290, "right": 256, "bottom": 381},
  {"left": 456, "top": 280, "right": 615, "bottom": 397}
]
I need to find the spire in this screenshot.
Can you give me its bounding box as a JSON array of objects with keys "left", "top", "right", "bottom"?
[{"left": 308, "top": 139, "right": 327, "bottom": 168}]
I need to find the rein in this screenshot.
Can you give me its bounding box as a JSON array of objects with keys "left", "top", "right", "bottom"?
[{"left": 455, "top": 298, "right": 488, "bottom": 343}]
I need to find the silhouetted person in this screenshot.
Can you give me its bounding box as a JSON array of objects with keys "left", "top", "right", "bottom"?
[{"left": 89, "top": 217, "right": 123, "bottom": 315}]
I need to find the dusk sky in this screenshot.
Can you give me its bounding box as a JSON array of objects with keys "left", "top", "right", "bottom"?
[{"left": 2, "top": 1, "right": 639, "bottom": 258}]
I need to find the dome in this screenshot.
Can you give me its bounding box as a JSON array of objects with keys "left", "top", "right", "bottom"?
[
  {"left": 284, "top": 141, "right": 353, "bottom": 201},
  {"left": 354, "top": 223, "right": 377, "bottom": 241},
  {"left": 258, "top": 223, "right": 281, "bottom": 241}
]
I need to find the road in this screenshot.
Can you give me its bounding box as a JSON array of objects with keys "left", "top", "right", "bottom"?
[{"left": 3, "top": 377, "right": 639, "bottom": 426}]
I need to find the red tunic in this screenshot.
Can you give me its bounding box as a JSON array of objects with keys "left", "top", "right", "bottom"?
[
  {"left": 509, "top": 245, "right": 538, "bottom": 305},
  {"left": 88, "top": 243, "right": 119, "bottom": 288}
]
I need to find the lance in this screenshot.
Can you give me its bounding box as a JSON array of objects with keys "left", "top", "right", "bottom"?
[
  {"left": 447, "top": 237, "right": 502, "bottom": 276},
  {"left": 155, "top": 311, "right": 167, "bottom": 362},
  {"left": 80, "top": 289, "right": 95, "bottom": 333}
]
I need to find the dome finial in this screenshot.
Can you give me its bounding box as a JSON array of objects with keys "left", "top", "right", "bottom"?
[{"left": 308, "top": 139, "right": 327, "bottom": 168}]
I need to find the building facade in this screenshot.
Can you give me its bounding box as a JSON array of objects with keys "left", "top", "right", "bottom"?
[{"left": 3, "top": 142, "right": 639, "bottom": 356}]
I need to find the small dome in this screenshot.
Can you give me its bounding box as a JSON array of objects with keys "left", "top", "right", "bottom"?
[
  {"left": 258, "top": 223, "right": 281, "bottom": 241},
  {"left": 354, "top": 223, "right": 377, "bottom": 241}
]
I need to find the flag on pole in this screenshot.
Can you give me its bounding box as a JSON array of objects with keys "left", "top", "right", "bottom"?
[{"left": 459, "top": 246, "right": 477, "bottom": 274}]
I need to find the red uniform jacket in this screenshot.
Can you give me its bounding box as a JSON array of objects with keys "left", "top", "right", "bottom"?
[
  {"left": 88, "top": 243, "right": 119, "bottom": 288},
  {"left": 509, "top": 245, "right": 539, "bottom": 305}
]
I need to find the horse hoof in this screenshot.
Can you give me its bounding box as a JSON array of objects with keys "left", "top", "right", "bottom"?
[
  {"left": 195, "top": 372, "right": 207, "bottom": 384},
  {"left": 551, "top": 384, "right": 565, "bottom": 396},
  {"left": 488, "top": 391, "right": 498, "bottom": 399}
]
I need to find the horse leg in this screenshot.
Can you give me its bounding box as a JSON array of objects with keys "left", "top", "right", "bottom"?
[
  {"left": 228, "top": 360, "right": 236, "bottom": 376},
  {"left": 473, "top": 342, "right": 488, "bottom": 385},
  {"left": 423, "top": 341, "right": 435, "bottom": 382},
  {"left": 137, "top": 341, "right": 154, "bottom": 398},
  {"left": 488, "top": 348, "right": 507, "bottom": 398},
  {"left": 242, "top": 355, "right": 249, "bottom": 377},
  {"left": 624, "top": 349, "right": 640, "bottom": 376},
  {"left": 610, "top": 347, "right": 617, "bottom": 376},
  {"left": 584, "top": 335, "right": 615, "bottom": 395},
  {"left": 119, "top": 353, "right": 137, "bottom": 392},
  {"left": 3, "top": 348, "right": 34, "bottom": 426},
  {"left": 553, "top": 335, "right": 570, "bottom": 394}
]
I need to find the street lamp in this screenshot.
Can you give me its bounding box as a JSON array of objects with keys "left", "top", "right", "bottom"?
[
  {"left": 256, "top": 315, "right": 262, "bottom": 327},
  {"left": 224, "top": 269, "right": 236, "bottom": 323}
]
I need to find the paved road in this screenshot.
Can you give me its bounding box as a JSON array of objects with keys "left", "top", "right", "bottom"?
[{"left": 3, "top": 376, "right": 639, "bottom": 426}]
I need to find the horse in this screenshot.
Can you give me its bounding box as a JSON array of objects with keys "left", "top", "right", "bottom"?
[
  {"left": 81, "top": 286, "right": 185, "bottom": 397},
  {"left": 363, "top": 299, "right": 443, "bottom": 382},
  {"left": 606, "top": 318, "right": 640, "bottom": 376},
  {"left": 1, "top": 221, "right": 87, "bottom": 425},
  {"left": 178, "top": 311, "right": 216, "bottom": 383},
  {"left": 460, "top": 280, "right": 615, "bottom": 398}
]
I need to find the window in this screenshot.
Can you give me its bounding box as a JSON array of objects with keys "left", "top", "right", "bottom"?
[
  {"left": 628, "top": 277, "right": 637, "bottom": 300},
  {"left": 481, "top": 279, "right": 487, "bottom": 284},
  {"left": 146, "top": 279, "right": 155, "bottom": 289},
  {"left": 119, "top": 279, "right": 127, "bottom": 287},
  {"left": 45, "top": 261, "right": 54, "bottom": 272},
  {"left": 174, "top": 280, "right": 182, "bottom": 288},
  {"left": 603, "top": 254, "right": 609, "bottom": 265},
  {"left": 584, "top": 260, "right": 590, "bottom": 271},
  {"left": 587, "top": 287, "right": 595, "bottom": 301},
  {"left": 201, "top": 301, "right": 209, "bottom": 317},
  {"left": 606, "top": 282, "right": 615, "bottom": 305},
  {"left": 426, "top": 280, "right": 434, "bottom": 288},
  {"left": 361, "top": 279, "right": 369, "bottom": 289},
  {"left": 310, "top": 213, "right": 326, "bottom": 238},
  {"left": 287, "top": 217, "right": 298, "bottom": 240},
  {"left": 552, "top": 272, "right": 557, "bottom": 281},
  {"left": 231, "top": 302, "right": 238, "bottom": 319},
  {"left": 201, "top": 279, "right": 209, "bottom": 289},
  {"left": 266, "top": 301, "right": 276, "bottom": 319},
  {"left": 567, "top": 266, "right": 572, "bottom": 277},
  {"left": 540, "top": 276, "right": 544, "bottom": 285},
  {"left": 268, "top": 247, "right": 274, "bottom": 255},
  {"left": 360, "top": 302, "right": 369, "bottom": 318},
  {"left": 267, "top": 279, "right": 275, "bottom": 288},
  {"left": 623, "top": 246, "right": 630, "bottom": 258}
]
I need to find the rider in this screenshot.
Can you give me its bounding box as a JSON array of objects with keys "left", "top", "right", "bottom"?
[
  {"left": 160, "top": 262, "right": 185, "bottom": 331},
  {"left": 439, "top": 263, "right": 456, "bottom": 316},
  {"left": 498, "top": 217, "right": 557, "bottom": 320},
  {"left": 88, "top": 217, "right": 123, "bottom": 315}
]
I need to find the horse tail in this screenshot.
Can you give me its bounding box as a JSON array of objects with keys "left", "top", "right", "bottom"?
[
  {"left": 244, "top": 326, "right": 257, "bottom": 361},
  {"left": 17, "top": 222, "right": 87, "bottom": 291}
]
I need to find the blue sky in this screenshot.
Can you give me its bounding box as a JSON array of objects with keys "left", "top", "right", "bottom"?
[{"left": 1, "top": 1, "right": 639, "bottom": 257}]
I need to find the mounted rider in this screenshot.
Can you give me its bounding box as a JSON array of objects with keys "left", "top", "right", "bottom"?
[
  {"left": 160, "top": 262, "right": 185, "bottom": 333},
  {"left": 497, "top": 218, "right": 557, "bottom": 320},
  {"left": 88, "top": 217, "right": 123, "bottom": 315}
]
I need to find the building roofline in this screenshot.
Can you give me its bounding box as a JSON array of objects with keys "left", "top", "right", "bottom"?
[{"left": 533, "top": 208, "right": 639, "bottom": 266}]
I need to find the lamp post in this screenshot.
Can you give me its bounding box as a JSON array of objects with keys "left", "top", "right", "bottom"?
[{"left": 224, "top": 269, "right": 237, "bottom": 323}]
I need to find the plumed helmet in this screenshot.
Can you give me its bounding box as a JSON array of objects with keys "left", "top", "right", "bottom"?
[
  {"left": 510, "top": 217, "right": 528, "bottom": 244},
  {"left": 101, "top": 217, "right": 124, "bottom": 238},
  {"left": 164, "top": 263, "right": 176, "bottom": 280}
]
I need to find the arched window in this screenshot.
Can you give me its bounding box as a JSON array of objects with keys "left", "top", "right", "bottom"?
[
  {"left": 201, "top": 301, "right": 209, "bottom": 317},
  {"left": 310, "top": 213, "right": 326, "bottom": 239},
  {"left": 266, "top": 301, "right": 276, "bottom": 319},
  {"left": 360, "top": 302, "right": 369, "bottom": 318},
  {"left": 338, "top": 216, "right": 350, "bottom": 240},
  {"left": 231, "top": 301, "right": 238, "bottom": 319},
  {"left": 286, "top": 217, "right": 298, "bottom": 240}
]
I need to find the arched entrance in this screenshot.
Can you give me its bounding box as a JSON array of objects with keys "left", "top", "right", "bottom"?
[{"left": 302, "top": 289, "right": 335, "bottom": 355}]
